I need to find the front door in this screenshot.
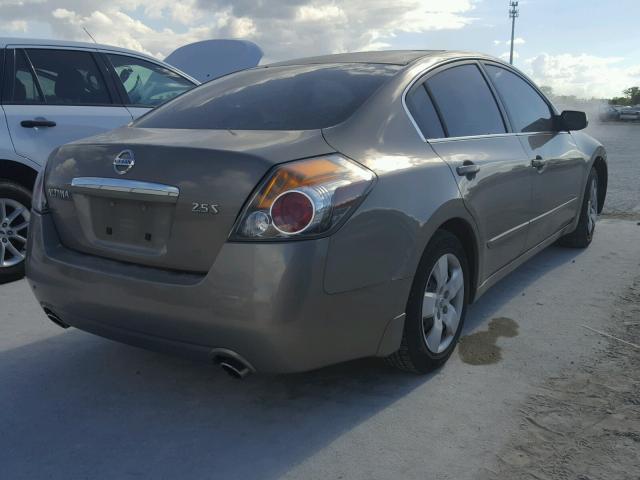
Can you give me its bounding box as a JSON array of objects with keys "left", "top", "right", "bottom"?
[
  {"left": 483, "top": 63, "right": 584, "bottom": 249},
  {"left": 519, "top": 132, "right": 584, "bottom": 247},
  {"left": 2, "top": 47, "right": 132, "bottom": 167}
]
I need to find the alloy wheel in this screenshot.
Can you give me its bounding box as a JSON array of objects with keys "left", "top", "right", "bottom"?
[
  {"left": 0, "top": 198, "right": 30, "bottom": 268},
  {"left": 421, "top": 253, "right": 465, "bottom": 354}
]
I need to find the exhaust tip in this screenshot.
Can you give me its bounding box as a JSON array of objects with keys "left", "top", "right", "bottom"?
[
  {"left": 219, "top": 360, "right": 251, "bottom": 379},
  {"left": 42, "top": 307, "right": 69, "bottom": 329},
  {"left": 211, "top": 349, "right": 255, "bottom": 379}
]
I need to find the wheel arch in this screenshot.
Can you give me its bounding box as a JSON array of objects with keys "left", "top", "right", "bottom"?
[
  {"left": 591, "top": 155, "right": 607, "bottom": 213},
  {"left": 412, "top": 201, "right": 482, "bottom": 305},
  {"left": 0, "top": 159, "right": 39, "bottom": 192},
  {"left": 436, "top": 217, "right": 479, "bottom": 303}
]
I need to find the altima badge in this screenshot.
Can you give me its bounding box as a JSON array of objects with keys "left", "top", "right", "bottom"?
[
  {"left": 113, "top": 150, "right": 135, "bottom": 175},
  {"left": 47, "top": 187, "right": 71, "bottom": 200}
]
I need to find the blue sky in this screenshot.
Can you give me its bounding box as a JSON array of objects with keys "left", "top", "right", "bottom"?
[{"left": 1, "top": 0, "right": 638, "bottom": 98}]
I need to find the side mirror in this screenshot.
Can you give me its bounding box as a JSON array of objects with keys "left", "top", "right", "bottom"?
[{"left": 556, "top": 110, "right": 588, "bottom": 131}]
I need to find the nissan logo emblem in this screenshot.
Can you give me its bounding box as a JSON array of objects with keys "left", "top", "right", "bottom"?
[{"left": 113, "top": 150, "right": 135, "bottom": 175}]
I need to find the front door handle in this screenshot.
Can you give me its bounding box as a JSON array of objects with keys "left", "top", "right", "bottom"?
[
  {"left": 20, "top": 119, "right": 57, "bottom": 128},
  {"left": 456, "top": 162, "right": 480, "bottom": 177},
  {"left": 531, "top": 155, "right": 546, "bottom": 169}
]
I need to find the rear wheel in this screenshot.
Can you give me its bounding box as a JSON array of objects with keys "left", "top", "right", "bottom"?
[
  {"left": 559, "top": 167, "right": 598, "bottom": 248},
  {"left": 0, "top": 181, "right": 31, "bottom": 284},
  {"left": 387, "top": 230, "right": 469, "bottom": 373}
]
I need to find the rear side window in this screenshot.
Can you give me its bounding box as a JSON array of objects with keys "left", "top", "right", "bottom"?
[
  {"left": 406, "top": 84, "right": 445, "bottom": 139},
  {"left": 135, "top": 63, "right": 401, "bottom": 130},
  {"left": 107, "top": 54, "right": 194, "bottom": 107},
  {"left": 426, "top": 64, "right": 506, "bottom": 137},
  {"left": 25, "top": 49, "right": 111, "bottom": 105},
  {"left": 485, "top": 65, "right": 553, "bottom": 133},
  {"left": 5, "top": 50, "right": 43, "bottom": 104}
]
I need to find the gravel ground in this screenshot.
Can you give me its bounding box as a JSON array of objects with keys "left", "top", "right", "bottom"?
[{"left": 483, "top": 277, "right": 640, "bottom": 480}]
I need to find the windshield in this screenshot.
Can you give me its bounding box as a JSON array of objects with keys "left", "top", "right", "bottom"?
[{"left": 134, "top": 63, "right": 401, "bottom": 130}]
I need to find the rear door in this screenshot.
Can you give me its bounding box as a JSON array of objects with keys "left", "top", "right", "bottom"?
[
  {"left": 1, "top": 47, "right": 132, "bottom": 167},
  {"left": 407, "top": 61, "right": 533, "bottom": 278},
  {"left": 483, "top": 63, "right": 584, "bottom": 249},
  {"left": 103, "top": 52, "right": 196, "bottom": 120}
]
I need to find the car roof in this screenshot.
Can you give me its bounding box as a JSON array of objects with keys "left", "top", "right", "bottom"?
[
  {"left": 267, "top": 50, "right": 450, "bottom": 67},
  {"left": 265, "top": 50, "right": 504, "bottom": 69},
  {"left": 0, "top": 36, "right": 160, "bottom": 61},
  {"left": 0, "top": 36, "right": 199, "bottom": 84}
]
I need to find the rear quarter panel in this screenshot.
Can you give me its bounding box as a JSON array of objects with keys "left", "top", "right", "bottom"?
[{"left": 322, "top": 64, "right": 478, "bottom": 295}]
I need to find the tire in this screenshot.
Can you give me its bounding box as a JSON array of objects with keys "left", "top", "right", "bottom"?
[
  {"left": 559, "top": 167, "right": 598, "bottom": 249},
  {"left": 0, "top": 180, "right": 32, "bottom": 284},
  {"left": 387, "top": 230, "right": 470, "bottom": 374}
]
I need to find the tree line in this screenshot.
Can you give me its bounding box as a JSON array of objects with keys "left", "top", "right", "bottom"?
[
  {"left": 539, "top": 86, "right": 640, "bottom": 106},
  {"left": 609, "top": 87, "right": 640, "bottom": 106}
]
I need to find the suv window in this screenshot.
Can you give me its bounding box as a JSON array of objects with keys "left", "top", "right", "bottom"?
[
  {"left": 107, "top": 54, "right": 194, "bottom": 107},
  {"left": 485, "top": 65, "right": 553, "bottom": 133},
  {"left": 25, "top": 49, "right": 111, "bottom": 105},
  {"left": 426, "top": 64, "right": 506, "bottom": 137},
  {"left": 5, "top": 50, "right": 43, "bottom": 104},
  {"left": 406, "top": 84, "right": 445, "bottom": 139}
]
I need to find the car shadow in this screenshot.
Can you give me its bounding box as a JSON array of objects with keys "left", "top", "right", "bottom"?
[
  {"left": 0, "top": 245, "right": 584, "bottom": 480},
  {"left": 464, "top": 244, "right": 586, "bottom": 333}
]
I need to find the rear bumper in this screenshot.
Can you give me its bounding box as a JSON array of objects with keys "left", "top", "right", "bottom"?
[{"left": 26, "top": 212, "right": 409, "bottom": 373}]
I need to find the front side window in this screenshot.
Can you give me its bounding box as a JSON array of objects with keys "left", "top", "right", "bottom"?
[
  {"left": 426, "top": 64, "right": 506, "bottom": 138},
  {"left": 134, "top": 63, "right": 401, "bottom": 130},
  {"left": 107, "top": 54, "right": 194, "bottom": 107},
  {"left": 485, "top": 65, "right": 553, "bottom": 133},
  {"left": 5, "top": 50, "right": 43, "bottom": 104},
  {"left": 25, "top": 49, "right": 111, "bottom": 105}
]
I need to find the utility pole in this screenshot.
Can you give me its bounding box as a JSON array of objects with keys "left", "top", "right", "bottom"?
[{"left": 509, "top": 1, "right": 519, "bottom": 65}]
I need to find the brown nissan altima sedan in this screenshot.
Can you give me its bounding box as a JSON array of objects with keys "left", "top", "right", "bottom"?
[{"left": 26, "top": 50, "right": 607, "bottom": 377}]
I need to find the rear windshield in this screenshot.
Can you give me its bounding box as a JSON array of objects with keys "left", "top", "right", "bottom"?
[{"left": 134, "top": 63, "right": 401, "bottom": 130}]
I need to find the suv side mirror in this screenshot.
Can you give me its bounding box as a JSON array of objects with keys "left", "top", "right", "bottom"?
[{"left": 555, "top": 110, "right": 588, "bottom": 131}]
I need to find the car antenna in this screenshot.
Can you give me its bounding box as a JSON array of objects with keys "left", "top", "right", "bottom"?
[{"left": 82, "top": 27, "right": 98, "bottom": 44}]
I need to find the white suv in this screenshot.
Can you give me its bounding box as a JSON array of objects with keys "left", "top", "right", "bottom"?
[{"left": 0, "top": 38, "right": 198, "bottom": 282}]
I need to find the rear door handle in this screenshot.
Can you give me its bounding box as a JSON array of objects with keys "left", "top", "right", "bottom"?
[
  {"left": 456, "top": 162, "right": 480, "bottom": 176},
  {"left": 531, "top": 155, "right": 546, "bottom": 169},
  {"left": 20, "top": 119, "right": 56, "bottom": 128}
]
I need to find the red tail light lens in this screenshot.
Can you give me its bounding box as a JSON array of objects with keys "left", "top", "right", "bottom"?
[
  {"left": 271, "top": 191, "right": 315, "bottom": 234},
  {"left": 232, "top": 154, "right": 375, "bottom": 240}
]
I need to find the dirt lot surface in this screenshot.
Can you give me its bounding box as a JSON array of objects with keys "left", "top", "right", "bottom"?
[{"left": 484, "top": 278, "right": 640, "bottom": 480}]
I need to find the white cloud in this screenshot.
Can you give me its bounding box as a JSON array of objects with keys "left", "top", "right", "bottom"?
[
  {"left": 524, "top": 53, "right": 640, "bottom": 98},
  {"left": 2, "top": 19, "right": 28, "bottom": 32},
  {"left": 0, "top": 0, "right": 478, "bottom": 61},
  {"left": 296, "top": 5, "right": 347, "bottom": 23}
]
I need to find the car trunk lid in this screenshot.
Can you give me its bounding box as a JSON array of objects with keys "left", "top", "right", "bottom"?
[{"left": 45, "top": 127, "right": 333, "bottom": 272}]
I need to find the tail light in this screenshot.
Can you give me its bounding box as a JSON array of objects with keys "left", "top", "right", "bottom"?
[
  {"left": 32, "top": 170, "right": 48, "bottom": 213},
  {"left": 231, "top": 154, "right": 375, "bottom": 240}
]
